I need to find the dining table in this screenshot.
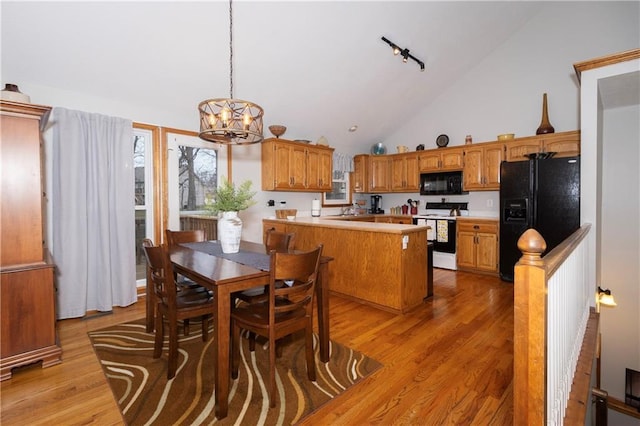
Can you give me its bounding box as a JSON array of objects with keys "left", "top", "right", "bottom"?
[{"left": 168, "top": 240, "right": 332, "bottom": 419}]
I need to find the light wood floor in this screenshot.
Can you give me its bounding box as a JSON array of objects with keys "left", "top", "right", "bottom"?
[{"left": 0, "top": 269, "right": 514, "bottom": 425}]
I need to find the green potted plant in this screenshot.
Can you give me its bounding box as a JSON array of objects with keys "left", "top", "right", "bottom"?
[
  {"left": 206, "top": 177, "right": 256, "bottom": 253},
  {"left": 206, "top": 177, "right": 256, "bottom": 214}
]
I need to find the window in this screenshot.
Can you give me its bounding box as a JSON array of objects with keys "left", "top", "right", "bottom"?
[
  {"left": 167, "top": 133, "right": 219, "bottom": 239},
  {"left": 134, "top": 128, "right": 154, "bottom": 283},
  {"left": 322, "top": 170, "right": 352, "bottom": 206},
  {"left": 177, "top": 145, "right": 217, "bottom": 212}
]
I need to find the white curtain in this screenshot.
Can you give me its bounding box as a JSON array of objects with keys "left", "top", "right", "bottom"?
[
  {"left": 332, "top": 152, "right": 354, "bottom": 173},
  {"left": 49, "top": 107, "right": 136, "bottom": 319}
]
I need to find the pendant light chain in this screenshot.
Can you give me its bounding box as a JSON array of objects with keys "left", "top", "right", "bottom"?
[
  {"left": 197, "top": 0, "right": 264, "bottom": 144},
  {"left": 229, "top": 0, "right": 233, "bottom": 99}
]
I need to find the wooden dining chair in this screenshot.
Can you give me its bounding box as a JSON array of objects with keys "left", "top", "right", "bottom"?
[
  {"left": 143, "top": 238, "right": 210, "bottom": 334},
  {"left": 235, "top": 229, "right": 296, "bottom": 305},
  {"left": 142, "top": 242, "right": 214, "bottom": 379},
  {"left": 236, "top": 229, "right": 297, "bottom": 350},
  {"left": 231, "top": 244, "right": 323, "bottom": 407},
  {"left": 165, "top": 229, "right": 208, "bottom": 335}
]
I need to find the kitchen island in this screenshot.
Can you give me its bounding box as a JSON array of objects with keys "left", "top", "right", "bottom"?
[{"left": 263, "top": 216, "right": 429, "bottom": 314}]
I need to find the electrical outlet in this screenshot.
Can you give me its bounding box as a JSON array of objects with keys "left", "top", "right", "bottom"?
[{"left": 487, "top": 199, "right": 494, "bottom": 208}]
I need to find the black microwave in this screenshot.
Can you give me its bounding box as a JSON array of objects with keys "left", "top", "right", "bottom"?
[{"left": 419, "top": 171, "right": 467, "bottom": 195}]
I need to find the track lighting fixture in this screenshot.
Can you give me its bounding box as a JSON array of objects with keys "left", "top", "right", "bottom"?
[{"left": 381, "top": 36, "right": 425, "bottom": 71}]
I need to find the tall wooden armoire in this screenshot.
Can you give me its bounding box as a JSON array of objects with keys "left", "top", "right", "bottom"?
[{"left": 1, "top": 100, "right": 62, "bottom": 380}]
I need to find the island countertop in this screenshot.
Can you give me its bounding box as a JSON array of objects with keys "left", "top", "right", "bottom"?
[{"left": 265, "top": 215, "right": 428, "bottom": 234}]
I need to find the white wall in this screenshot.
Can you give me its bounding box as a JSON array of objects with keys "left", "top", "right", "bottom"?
[
  {"left": 601, "top": 103, "right": 640, "bottom": 400},
  {"left": 383, "top": 2, "right": 639, "bottom": 148},
  {"left": 580, "top": 55, "right": 640, "bottom": 423}
]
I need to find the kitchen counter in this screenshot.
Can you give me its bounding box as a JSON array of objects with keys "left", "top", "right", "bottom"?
[{"left": 263, "top": 217, "right": 428, "bottom": 314}]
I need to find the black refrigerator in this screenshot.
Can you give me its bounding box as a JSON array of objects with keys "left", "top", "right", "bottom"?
[{"left": 499, "top": 155, "right": 580, "bottom": 281}]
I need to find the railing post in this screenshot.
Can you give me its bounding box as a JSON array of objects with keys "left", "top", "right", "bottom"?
[
  {"left": 592, "top": 387, "right": 608, "bottom": 426},
  {"left": 514, "top": 229, "right": 547, "bottom": 425}
]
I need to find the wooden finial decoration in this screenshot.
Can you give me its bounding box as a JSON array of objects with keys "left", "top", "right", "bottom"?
[{"left": 517, "top": 228, "right": 546, "bottom": 266}]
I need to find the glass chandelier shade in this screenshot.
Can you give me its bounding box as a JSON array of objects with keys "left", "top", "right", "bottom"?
[
  {"left": 198, "top": 98, "right": 264, "bottom": 144},
  {"left": 198, "top": 0, "right": 264, "bottom": 144}
]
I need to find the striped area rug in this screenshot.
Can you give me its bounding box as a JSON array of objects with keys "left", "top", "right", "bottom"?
[{"left": 89, "top": 318, "right": 381, "bottom": 425}]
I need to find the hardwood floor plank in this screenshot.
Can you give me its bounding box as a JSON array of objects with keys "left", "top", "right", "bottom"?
[{"left": 1, "top": 270, "right": 514, "bottom": 425}]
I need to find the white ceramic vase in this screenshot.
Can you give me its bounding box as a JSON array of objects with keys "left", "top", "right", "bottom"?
[{"left": 218, "top": 211, "right": 242, "bottom": 253}]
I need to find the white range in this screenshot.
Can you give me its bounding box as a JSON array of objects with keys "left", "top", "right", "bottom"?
[{"left": 412, "top": 202, "right": 468, "bottom": 270}]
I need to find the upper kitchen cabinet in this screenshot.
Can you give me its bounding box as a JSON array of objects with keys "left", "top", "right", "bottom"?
[
  {"left": 368, "top": 155, "right": 392, "bottom": 193},
  {"left": 540, "top": 131, "right": 580, "bottom": 158},
  {"left": 306, "top": 147, "right": 333, "bottom": 191},
  {"left": 262, "top": 138, "right": 334, "bottom": 192},
  {"left": 390, "top": 153, "right": 420, "bottom": 192},
  {"left": 505, "top": 130, "right": 580, "bottom": 161},
  {"left": 418, "top": 147, "right": 463, "bottom": 172},
  {"left": 504, "top": 137, "right": 542, "bottom": 162},
  {"left": 463, "top": 143, "right": 504, "bottom": 191},
  {"left": 352, "top": 154, "right": 368, "bottom": 193}
]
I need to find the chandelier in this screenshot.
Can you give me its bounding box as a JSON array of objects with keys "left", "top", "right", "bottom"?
[{"left": 198, "top": 0, "right": 264, "bottom": 144}]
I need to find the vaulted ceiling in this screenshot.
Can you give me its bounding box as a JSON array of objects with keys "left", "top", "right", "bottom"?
[{"left": 2, "top": 1, "right": 544, "bottom": 151}]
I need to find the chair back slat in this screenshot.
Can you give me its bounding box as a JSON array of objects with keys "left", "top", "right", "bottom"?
[
  {"left": 165, "top": 229, "right": 206, "bottom": 247},
  {"left": 265, "top": 229, "right": 295, "bottom": 253}
]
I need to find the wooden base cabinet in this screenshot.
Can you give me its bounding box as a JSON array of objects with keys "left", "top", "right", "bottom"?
[
  {"left": 1, "top": 262, "right": 61, "bottom": 380},
  {"left": 457, "top": 219, "right": 499, "bottom": 274},
  {"left": 263, "top": 218, "right": 427, "bottom": 314},
  {"left": 1, "top": 100, "right": 61, "bottom": 380}
]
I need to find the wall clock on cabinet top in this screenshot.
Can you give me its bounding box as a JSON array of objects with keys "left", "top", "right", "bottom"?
[{"left": 436, "top": 134, "right": 449, "bottom": 148}]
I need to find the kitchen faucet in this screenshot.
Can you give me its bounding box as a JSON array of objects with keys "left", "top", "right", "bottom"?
[{"left": 341, "top": 204, "right": 357, "bottom": 216}]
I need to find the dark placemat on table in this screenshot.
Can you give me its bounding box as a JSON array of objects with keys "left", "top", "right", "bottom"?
[{"left": 182, "top": 241, "right": 270, "bottom": 271}]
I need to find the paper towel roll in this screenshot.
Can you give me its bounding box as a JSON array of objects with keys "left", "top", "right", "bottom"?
[{"left": 311, "top": 199, "right": 321, "bottom": 217}]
